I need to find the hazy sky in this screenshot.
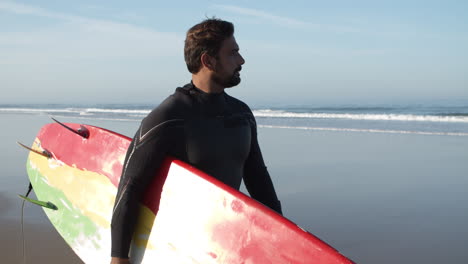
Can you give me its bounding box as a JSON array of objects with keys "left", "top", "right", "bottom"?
[{"left": 1, "top": 0, "right": 467, "bottom": 106}]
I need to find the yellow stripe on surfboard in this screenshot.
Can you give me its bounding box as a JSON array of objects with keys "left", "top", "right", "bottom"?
[{"left": 29, "top": 138, "right": 117, "bottom": 228}]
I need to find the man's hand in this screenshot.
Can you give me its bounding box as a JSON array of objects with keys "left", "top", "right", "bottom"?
[{"left": 110, "top": 257, "right": 131, "bottom": 264}]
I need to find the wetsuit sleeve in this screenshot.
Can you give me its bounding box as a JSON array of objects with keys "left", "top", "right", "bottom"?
[
  {"left": 243, "top": 118, "right": 283, "bottom": 215},
  {"left": 110, "top": 115, "right": 183, "bottom": 258}
]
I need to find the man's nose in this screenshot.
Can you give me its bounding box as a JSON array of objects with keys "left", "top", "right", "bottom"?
[{"left": 239, "top": 53, "right": 245, "bottom": 65}]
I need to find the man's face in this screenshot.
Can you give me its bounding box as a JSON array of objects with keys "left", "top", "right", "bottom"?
[{"left": 212, "top": 35, "right": 245, "bottom": 88}]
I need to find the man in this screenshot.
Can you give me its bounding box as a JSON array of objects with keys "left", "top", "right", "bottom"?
[{"left": 110, "top": 18, "right": 282, "bottom": 264}]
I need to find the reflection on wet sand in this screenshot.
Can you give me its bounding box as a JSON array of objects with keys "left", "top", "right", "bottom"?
[
  {"left": 1, "top": 191, "right": 82, "bottom": 263},
  {"left": 1, "top": 218, "right": 83, "bottom": 264},
  {"left": 0, "top": 191, "right": 14, "bottom": 213}
]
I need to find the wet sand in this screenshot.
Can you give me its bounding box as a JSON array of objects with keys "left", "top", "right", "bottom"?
[
  {"left": 1, "top": 218, "right": 83, "bottom": 264},
  {"left": 1, "top": 113, "right": 468, "bottom": 263}
]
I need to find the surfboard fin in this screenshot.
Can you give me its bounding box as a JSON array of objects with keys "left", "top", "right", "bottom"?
[
  {"left": 17, "top": 142, "right": 52, "bottom": 159},
  {"left": 51, "top": 117, "right": 90, "bottom": 139},
  {"left": 18, "top": 195, "right": 58, "bottom": 210}
]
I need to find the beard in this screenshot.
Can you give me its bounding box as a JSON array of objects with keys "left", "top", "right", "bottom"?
[{"left": 212, "top": 65, "right": 242, "bottom": 88}]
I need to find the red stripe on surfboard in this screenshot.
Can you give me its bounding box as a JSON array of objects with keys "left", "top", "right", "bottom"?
[{"left": 36, "top": 123, "right": 130, "bottom": 187}]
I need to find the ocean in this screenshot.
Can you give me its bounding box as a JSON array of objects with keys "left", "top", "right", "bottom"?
[
  {"left": 1, "top": 103, "right": 467, "bottom": 263},
  {"left": 1, "top": 103, "right": 468, "bottom": 137}
]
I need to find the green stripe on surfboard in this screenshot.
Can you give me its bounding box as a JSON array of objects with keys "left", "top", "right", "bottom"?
[{"left": 26, "top": 158, "right": 102, "bottom": 249}]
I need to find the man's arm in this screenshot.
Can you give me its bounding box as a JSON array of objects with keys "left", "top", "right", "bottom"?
[
  {"left": 111, "top": 108, "right": 184, "bottom": 260},
  {"left": 242, "top": 118, "right": 282, "bottom": 215},
  {"left": 111, "top": 124, "right": 170, "bottom": 259},
  {"left": 110, "top": 257, "right": 131, "bottom": 264}
]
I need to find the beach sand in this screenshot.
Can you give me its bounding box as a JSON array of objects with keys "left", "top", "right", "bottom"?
[
  {"left": 1, "top": 113, "right": 467, "bottom": 263},
  {"left": 1, "top": 219, "right": 83, "bottom": 264}
]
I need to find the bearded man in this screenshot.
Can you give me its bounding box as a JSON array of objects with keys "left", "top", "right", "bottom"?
[{"left": 110, "top": 18, "right": 282, "bottom": 264}]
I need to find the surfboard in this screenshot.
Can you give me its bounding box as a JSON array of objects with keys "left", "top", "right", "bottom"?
[{"left": 23, "top": 122, "right": 355, "bottom": 264}]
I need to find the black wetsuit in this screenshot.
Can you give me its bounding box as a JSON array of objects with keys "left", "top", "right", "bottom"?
[{"left": 111, "top": 83, "right": 282, "bottom": 258}]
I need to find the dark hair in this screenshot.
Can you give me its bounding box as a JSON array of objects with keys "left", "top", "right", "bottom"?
[{"left": 184, "top": 18, "right": 234, "bottom": 74}]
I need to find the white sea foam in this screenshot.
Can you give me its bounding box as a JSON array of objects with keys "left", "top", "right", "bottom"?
[
  {"left": 83, "top": 108, "right": 150, "bottom": 114},
  {"left": 3, "top": 107, "right": 467, "bottom": 123},
  {"left": 0, "top": 107, "right": 76, "bottom": 113},
  {"left": 253, "top": 110, "right": 468, "bottom": 123},
  {"left": 51, "top": 115, "right": 140, "bottom": 122},
  {"left": 258, "top": 125, "right": 468, "bottom": 136},
  {"left": 0, "top": 107, "right": 150, "bottom": 115}
]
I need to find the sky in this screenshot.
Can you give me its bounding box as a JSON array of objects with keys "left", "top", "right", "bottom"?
[{"left": 1, "top": 0, "right": 467, "bottom": 106}]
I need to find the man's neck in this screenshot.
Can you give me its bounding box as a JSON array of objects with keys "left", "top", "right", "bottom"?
[{"left": 192, "top": 74, "right": 224, "bottom": 94}]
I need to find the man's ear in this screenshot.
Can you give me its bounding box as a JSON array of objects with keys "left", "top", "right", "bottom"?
[{"left": 201, "top": 53, "right": 216, "bottom": 71}]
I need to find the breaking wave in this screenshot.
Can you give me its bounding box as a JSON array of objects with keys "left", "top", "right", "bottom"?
[{"left": 253, "top": 110, "right": 468, "bottom": 123}]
